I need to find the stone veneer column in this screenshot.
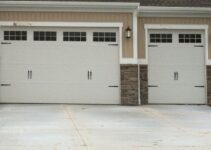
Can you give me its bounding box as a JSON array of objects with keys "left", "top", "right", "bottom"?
[
  {"left": 120, "top": 65, "right": 139, "bottom": 105},
  {"left": 139, "top": 65, "right": 148, "bottom": 105},
  {"left": 207, "top": 66, "right": 211, "bottom": 105}
]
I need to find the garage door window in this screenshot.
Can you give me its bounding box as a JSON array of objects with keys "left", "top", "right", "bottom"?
[
  {"left": 4, "top": 31, "right": 27, "bottom": 41},
  {"left": 93, "top": 32, "right": 116, "bottom": 42},
  {"left": 179, "top": 34, "right": 201, "bottom": 43},
  {"left": 150, "top": 34, "right": 172, "bottom": 43},
  {"left": 63, "top": 32, "right": 86, "bottom": 42},
  {"left": 34, "top": 31, "right": 57, "bottom": 41}
]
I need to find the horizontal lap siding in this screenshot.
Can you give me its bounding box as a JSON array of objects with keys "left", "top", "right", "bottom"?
[
  {"left": 0, "top": 11, "right": 133, "bottom": 58},
  {"left": 138, "top": 17, "right": 211, "bottom": 59}
]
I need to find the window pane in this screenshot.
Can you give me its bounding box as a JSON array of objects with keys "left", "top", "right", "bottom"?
[
  {"left": 150, "top": 39, "right": 156, "bottom": 43},
  {"left": 4, "top": 36, "right": 9, "bottom": 40},
  {"left": 111, "top": 32, "right": 116, "bottom": 37},
  {"left": 63, "top": 32, "right": 68, "bottom": 37},
  {"left": 166, "top": 39, "right": 172, "bottom": 43},
  {"left": 81, "top": 32, "right": 86, "bottom": 36},
  {"left": 179, "top": 34, "right": 202, "bottom": 43},
  {"left": 196, "top": 39, "right": 201, "bottom": 43},
  {"left": 81, "top": 37, "right": 86, "bottom": 41},
  {"left": 10, "top": 31, "right": 15, "bottom": 36},
  {"left": 93, "top": 37, "right": 98, "bottom": 41},
  {"left": 63, "top": 37, "right": 68, "bottom": 41},
  {"left": 111, "top": 38, "right": 116, "bottom": 42},
  {"left": 4, "top": 31, "right": 9, "bottom": 36},
  {"left": 63, "top": 32, "right": 86, "bottom": 42},
  {"left": 99, "top": 32, "right": 104, "bottom": 36},
  {"left": 196, "top": 34, "right": 201, "bottom": 38},
  {"left": 179, "top": 39, "right": 184, "bottom": 43},
  {"left": 105, "top": 38, "right": 110, "bottom": 42}
]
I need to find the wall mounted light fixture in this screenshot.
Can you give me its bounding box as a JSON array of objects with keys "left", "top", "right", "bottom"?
[{"left": 125, "top": 27, "right": 132, "bottom": 38}]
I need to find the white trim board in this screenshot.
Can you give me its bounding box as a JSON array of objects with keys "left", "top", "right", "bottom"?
[
  {"left": 120, "top": 58, "right": 138, "bottom": 64},
  {"left": 0, "top": 21, "right": 123, "bottom": 28},
  {"left": 0, "top": 1, "right": 139, "bottom": 12},
  {"left": 143, "top": 24, "right": 209, "bottom": 65},
  {"left": 139, "top": 6, "right": 211, "bottom": 17}
]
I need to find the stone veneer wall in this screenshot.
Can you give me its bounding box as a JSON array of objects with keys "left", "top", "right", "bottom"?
[
  {"left": 120, "top": 65, "right": 139, "bottom": 105},
  {"left": 139, "top": 65, "right": 148, "bottom": 105},
  {"left": 207, "top": 66, "right": 211, "bottom": 105}
]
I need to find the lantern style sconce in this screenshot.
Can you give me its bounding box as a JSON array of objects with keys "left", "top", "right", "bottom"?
[{"left": 125, "top": 27, "right": 132, "bottom": 38}]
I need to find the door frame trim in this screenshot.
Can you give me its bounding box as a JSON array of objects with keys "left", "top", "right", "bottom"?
[{"left": 144, "top": 24, "right": 208, "bottom": 104}]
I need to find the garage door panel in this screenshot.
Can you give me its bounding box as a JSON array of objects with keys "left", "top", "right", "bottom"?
[
  {"left": 30, "top": 64, "right": 89, "bottom": 83},
  {"left": 149, "top": 46, "right": 204, "bottom": 66},
  {"left": 0, "top": 65, "right": 28, "bottom": 82},
  {"left": 148, "top": 29, "right": 205, "bottom": 104},
  {"left": 149, "top": 65, "right": 205, "bottom": 84},
  {"left": 149, "top": 85, "right": 205, "bottom": 104},
  {"left": 0, "top": 27, "right": 120, "bottom": 104},
  {"left": 1, "top": 45, "right": 30, "bottom": 64},
  {"left": 1, "top": 84, "right": 119, "bottom": 104},
  {"left": 0, "top": 83, "right": 33, "bottom": 102}
]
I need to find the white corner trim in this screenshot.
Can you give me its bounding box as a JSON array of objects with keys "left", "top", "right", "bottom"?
[
  {"left": 133, "top": 11, "right": 138, "bottom": 62},
  {"left": 144, "top": 24, "right": 209, "bottom": 65},
  {"left": 206, "top": 60, "right": 211, "bottom": 65},
  {"left": 0, "top": 21, "right": 123, "bottom": 28},
  {"left": 205, "top": 28, "right": 210, "bottom": 65}
]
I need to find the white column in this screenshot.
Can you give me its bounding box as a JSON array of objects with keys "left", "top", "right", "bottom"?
[{"left": 133, "top": 11, "right": 138, "bottom": 63}]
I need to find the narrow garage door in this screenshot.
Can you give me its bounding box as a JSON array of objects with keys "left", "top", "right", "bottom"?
[
  {"left": 148, "top": 30, "right": 206, "bottom": 104},
  {"left": 0, "top": 27, "right": 120, "bottom": 104}
]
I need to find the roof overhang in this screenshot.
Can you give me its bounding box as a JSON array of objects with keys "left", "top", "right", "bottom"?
[
  {"left": 138, "top": 6, "right": 211, "bottom": 17},
  {"left": 0, "top": 1, "right": 140, "bottom": 12}
]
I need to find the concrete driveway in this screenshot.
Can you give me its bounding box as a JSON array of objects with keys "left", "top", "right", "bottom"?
[{"left": 0, "top": 104, "right": 211, "bottom": 150}]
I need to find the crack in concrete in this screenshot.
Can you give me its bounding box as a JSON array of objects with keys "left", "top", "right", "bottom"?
[{"left": 61, "top": 105, "right": 89, "bottom": 150}]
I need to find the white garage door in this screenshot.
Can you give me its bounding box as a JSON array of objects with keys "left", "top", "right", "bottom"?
[
  {"left": 148, "top": 29, "right": 206, "bottom": 104},
  {"left": 0, "top": 26, "right": 120, "bottom": 104}
]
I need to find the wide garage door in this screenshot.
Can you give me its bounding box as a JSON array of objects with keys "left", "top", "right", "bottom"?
[
  {"left": 0, "top": 26, "right": 120, "bottom": 104},
  {"left": 148, "top": 29, "right": 206, "bottom": 104}
]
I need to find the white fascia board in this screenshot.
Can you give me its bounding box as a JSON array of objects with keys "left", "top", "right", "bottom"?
[
  {"left": 144, "top": 24, "right": 209, "bottom": 30},
  {"left": 0, "top": 21, "right": 123, "bottom": 28},
  {"left": 138, "top": 6, "right": 211, "bottom": 17},
  {"left": 0, "top": 1, "right": 140, "bottom": 12}
]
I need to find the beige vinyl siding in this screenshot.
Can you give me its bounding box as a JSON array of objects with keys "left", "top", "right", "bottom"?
[
  {"left": 0, "top": 11, "right": 133, "bottom": 58},
  {"left": 138, "top": 17, "right": 211, "bottom": 59}
]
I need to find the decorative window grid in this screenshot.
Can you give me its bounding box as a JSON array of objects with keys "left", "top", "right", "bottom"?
[
  {"left": 63, "top": 32, "right": 86, "bottom": 42},
  {"left": 179, "top": 34, "right": 202, "bottom": 43},
  {"left": 34, "top": 31, "right": 57, "bottom": 41},
  {"left": 4, "top": 31, "right": 27, "bottom": 41},
  {"left": 150, "top": 34, "right": 172, "bottom": 43},
  {"left": 93, "top": 32, "right": 116, "bottom": 42}
]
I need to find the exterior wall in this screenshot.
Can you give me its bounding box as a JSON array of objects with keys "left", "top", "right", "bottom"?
[
  {"left": 120, "top": 65, "right": 139, "bottom": 105},
  {"left": 0, "top": 11, "right": 133, "bottom": 58},
  {"left": 138, "top": 17, "right": 211, "bottom": 59},
  {"left": 207, "top": 66, "right": 211, "bottom": 105},
  {"left": 139, "top": 65, "right": 148, "bottom": 104}
]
